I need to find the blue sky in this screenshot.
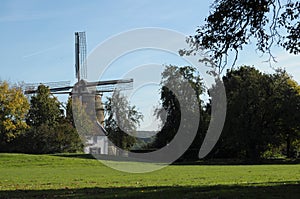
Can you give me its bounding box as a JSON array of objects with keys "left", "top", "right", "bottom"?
[
  {"left": 1, "top": 0, "right": 299, "bottom": 130},
  {"left": 0, "top": 0, "right": 209, "bottom": 82}
]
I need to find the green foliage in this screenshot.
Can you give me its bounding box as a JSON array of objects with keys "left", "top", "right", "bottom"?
[
  {"left": 66, "top": 97, "right": 74, "bottom": 126},
  {"left": 20, "top": 123, "right": 83, "bottom": 154},
  {"left": 211, "top": 66, "right": 300, "bottom": 160},
  {"left": 221, "top": 67, "right": 274, "bottom": 159},
  {"left": 26, "top": 85, "right": 63, "bottom": 127},
  {"left": 181, "top": 0, "right": 300, "bottom": 70},
  {"left": 0, "top": 81, "right": 29, "bottom": 146},
  {"left": 105, "top": 91, "right": 143, "bottom": 150},
  {"left": 152, "top": 65, "right": 207, "bottom": 159},
  {"left": 269, "top": 70, "right": 300, "bottom": 158},
  {"left": 1, "top": 67, "right": 300, "bottom": 159},
  {"left": 22, "top": 85, "right": 83, "bottom": 154}
]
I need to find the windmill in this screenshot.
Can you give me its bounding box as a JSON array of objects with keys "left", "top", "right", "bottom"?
[
  {"left": 24, "top": 32, "right": 132, "bottom": 96},
  {"left": 24, "top": 32, "right": 133, "bottom": 155}
]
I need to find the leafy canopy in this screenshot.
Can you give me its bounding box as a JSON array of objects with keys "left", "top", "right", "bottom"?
[
  {"left": 0, "top": 81, "right": 29, "bottom": 143},
  {"left": 180, "top": 0, "right": 300, "bottom": 71},
  {"left": 26, "top": 85, "right": 63, "bottom": 127},
  {"left": 105, "top": 91, "right": 143, "bottom": 150}
]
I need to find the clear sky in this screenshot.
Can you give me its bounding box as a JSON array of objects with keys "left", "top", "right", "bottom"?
[
  {"left": 0, "top": 0, "right": 210, "bottom": 83},
  {"left": 1, "top": 0, "right": 299, "bottom": 130}
]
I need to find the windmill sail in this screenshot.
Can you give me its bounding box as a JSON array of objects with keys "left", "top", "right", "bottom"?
[
  {"left": 75, "top": 32, "right": 87, "bottom": 81},
  {"left": 24, "top": 32, "right": 133, "bottom": 95}
]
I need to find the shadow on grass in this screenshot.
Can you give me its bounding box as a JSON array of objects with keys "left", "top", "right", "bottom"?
[
  {"left": 50, "top": 154, "right": 300, "bottom": 166},
  {"left": 50, "top": 153, "right": 162, "bottom": 163},
  {"left": 172, "top": 158, "right": 300, "bottom": 166},
  {"left": 1, "top": 183, "right": 299, "bottom": 199},
  {"left": 51, "top": 153, "right": 96, "bottom": 160}
]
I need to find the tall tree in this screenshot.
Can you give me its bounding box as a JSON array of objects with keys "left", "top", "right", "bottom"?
[
  {"left": 180, "top": 0, "right": 300, "bottom": 71},
  {"left": 26, "top": 85, "right": 63, "bottom": 127},
  {"left": 211, "top": 66, "right": 300, "bottom": 160},
  {"left": 24, "top": 85, "right": 82, "bottom": 154},
  {"left": 0, "top": 81, "right": 29, "bottom": 148},
  {"left": 66, "top": 97, "right": 74, "bottom": 126},
  {"left": 220, "top": 67, "right": 274, "bottom": 160},
  {"left": 105, "top": 91, "right": 143, "bottom": 151},
  {"left": 152, "top": 65, "right": 206, "bottom": 160},
  {"left": 270, "top": 70, "right": 300, "bottom": 158}
]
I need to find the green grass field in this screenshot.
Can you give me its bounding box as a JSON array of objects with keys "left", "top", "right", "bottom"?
[{"left": 0, "top": 153, "right": 300, "bottom": 198}]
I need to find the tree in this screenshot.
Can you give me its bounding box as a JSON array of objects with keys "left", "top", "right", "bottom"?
[
  {"left": 20, "top": 122, "right": 83, "bottom": 154},
  {"left": 105, "top": 91, "right": 143, "bottom": 151},
  {"left": 66, "top": 97, "right": 74, "bottom": 126},
  {"left": 269, "top": 70, "right": 300, "bottom": 158},
  {"left": 0, "top": 81, "right": 29, "bottom": 149},
  {"left": 180, "top": 0, "right": 300, "bottom": 71},
  {"left": 219, "top": 67, "right": 275, "bottom": 160},
  {"left": 26, "top": 85, "right": 63, "bottom": 127},
  {"left": 23, "top": 85, "right": 83, "bottom": 154},
  {"left": 210, "top": 66, "right": 300, "bottom": 160},
  {"left": 152, "top": 65, "right": 207, "bottom": 160}
]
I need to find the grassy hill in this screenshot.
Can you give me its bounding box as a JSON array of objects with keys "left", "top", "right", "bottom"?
[{"left": 0, "top": 153, "right": 300, "bottom": 198}]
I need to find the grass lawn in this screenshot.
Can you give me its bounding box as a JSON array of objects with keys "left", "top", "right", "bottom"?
[{"left": 0, "top": 153, "right": 300, "bottom": 198}]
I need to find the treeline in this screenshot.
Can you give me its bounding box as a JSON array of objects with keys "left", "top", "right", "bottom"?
[
  {"left": 147, "top": 65, "right": 300, "bottom": 161},
  {"left": 1, "top": 65, "right": 300, "bottom": 161},
  {"left": 212, "top": 66, "right": 300, "bottom": 160},
  {"left": 0, "top": 83, "right": 82, "bottom": 154}
]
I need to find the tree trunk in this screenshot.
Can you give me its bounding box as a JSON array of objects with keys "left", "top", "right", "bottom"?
[{"left": 286, "top": 134, "right": 291, "bottom": 158}]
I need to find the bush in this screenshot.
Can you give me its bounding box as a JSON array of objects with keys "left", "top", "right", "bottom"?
[{"left": 17, "top": 123, "right": 83, "bottom": 154}]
